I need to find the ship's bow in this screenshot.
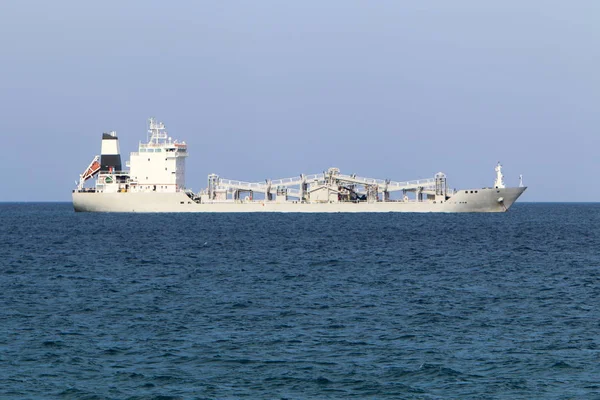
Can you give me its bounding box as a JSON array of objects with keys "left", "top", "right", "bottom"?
[{"left": 499, "top": 186, "right": 527, "bottom": 211}]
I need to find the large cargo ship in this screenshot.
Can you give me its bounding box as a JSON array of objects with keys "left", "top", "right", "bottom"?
[{"left": 72, "top": 118, "right": 526, "bottom": 213}]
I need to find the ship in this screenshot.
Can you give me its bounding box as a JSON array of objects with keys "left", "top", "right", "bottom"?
[{"left": 72, "top": 118, "right": 527, "bottom": 213}]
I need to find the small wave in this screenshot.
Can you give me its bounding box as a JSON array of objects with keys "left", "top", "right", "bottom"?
[
  {"left": 57, "top": 388, "right": 104, "bottom": 399},
  {"left": 115, "top": 371, "right": 145, "bottom": 379},
  {"left": 231, "top": 301, "right": 252, "bottom": 308},
  {"left": 102, "top": 348, "right": 124, "bottom": 355},
  {"left": 551, "top": 361, "right": 579, "bottom": 369},
  {"left": 58, "top": 331, "right": 84, "bottom": 336},
  {"left": 308, "top": 259, "right": 341, "bottom": 267},
  {"left": 151, "top": 375, "right": 186, "bottom": 383},
  {"left": 421, "top": 363, "right": 464, "bottom": 377},
  {"left": 395, "top": 334, "right": 417, "bottom": 340},
  {"left": 42, "top": 340, "right": 65, "bottom": 348},
  {"left": 359, "top": 303, "right": 377, "bottom": 308},
  {"left": 384, "top": 366, "right": 411, "bottom": 377},
  {"left": 315, "top": 376, "right": 332, "bottom": 384},
  {"left": 386, "top": 363, "right": 473, "bottom": 379}
]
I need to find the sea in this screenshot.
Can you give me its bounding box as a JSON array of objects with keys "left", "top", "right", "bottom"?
[{"left": 1, "top": 203, "right": 599, "bottom": 399}]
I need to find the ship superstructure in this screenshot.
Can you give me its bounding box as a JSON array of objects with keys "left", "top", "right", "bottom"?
[
  {"left": 73, "top": 118, "right": 527, "bottom": 212},
  {"left": 77, "top": 119, "right": 188, "bottom": 195}
]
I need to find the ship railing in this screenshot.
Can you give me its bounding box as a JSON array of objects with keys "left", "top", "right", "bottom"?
[
  {"left": 201, "top": 199, "right": 250, "bottom": 204},
  {"left": 97, "top": 170, "right": 130, "bottom": 175},
  {"left": 337, "top": 174, "right": 388, "bottom": 186},
  {"left": 385, "top": 178, "right": 437, "bottom": 192},
  {"left": 269, "top": 173, "right": 324, "bottom": 186},
  {"left": 216, "top": 179, "right": 268, "bottom": 191},
  {"left": 336, "top": 174, "right": 437, "bottom": 191},
  {"left": 269, "top": 177, "right": 303, "bottom": 187},
  {"left": 217, "top": 174, "right": 323, "bottom": 192},
  {"left": 202, "top": 198, "right": 307, "bottom": 204},
  {"left": 304, "top": 173, "right": 325, "bottom": 181},
  {"left": 200, "top": 198, "right": 442, "bottom": 205},
  {"left": 139, "top": 142, "right": 185, "bottom": 148},
  {"left": 215, "top": 173, "right": 437, "bottom": 193}
]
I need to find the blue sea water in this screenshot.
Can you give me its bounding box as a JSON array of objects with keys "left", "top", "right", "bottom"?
[{"left": 1, "top": 203, "right": 599, "bottom": 399}]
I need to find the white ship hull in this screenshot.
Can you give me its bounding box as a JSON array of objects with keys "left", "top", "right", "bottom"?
[
  {"left": 73, "top": 118, "right": 527, "bottom": 213},
  {"left": 73, "top": 187, "right": 526, "bottom": 213}
]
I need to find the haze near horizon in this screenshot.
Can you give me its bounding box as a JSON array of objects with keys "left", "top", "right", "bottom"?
[{"left": 0, "top": 0, "right": 598, "bottom": 202}]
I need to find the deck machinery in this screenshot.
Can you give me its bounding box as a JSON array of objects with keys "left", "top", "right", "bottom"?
[{"left": 204, "top": 168, "right": 449, "bottom": 204}]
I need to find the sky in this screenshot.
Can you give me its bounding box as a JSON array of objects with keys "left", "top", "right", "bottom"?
[{"left": 0, "top": 0, "right": 598, "bottom": 201}]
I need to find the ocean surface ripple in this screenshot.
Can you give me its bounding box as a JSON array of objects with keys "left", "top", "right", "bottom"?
[{"left": 1, "top": 203, "right": 599, "bottom": 399}]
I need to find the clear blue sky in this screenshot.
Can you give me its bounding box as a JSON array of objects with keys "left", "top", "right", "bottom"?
[{"left": 1, "top": 0, "right": 598, "bottom": 201}]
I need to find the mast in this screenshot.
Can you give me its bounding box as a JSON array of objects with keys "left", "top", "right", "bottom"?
[
  {"left": 148, "top": 117, "right": 168, "bottom": 144},
  {"left": 494, "top": 162, "right": 506, "bottom": 189}
]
